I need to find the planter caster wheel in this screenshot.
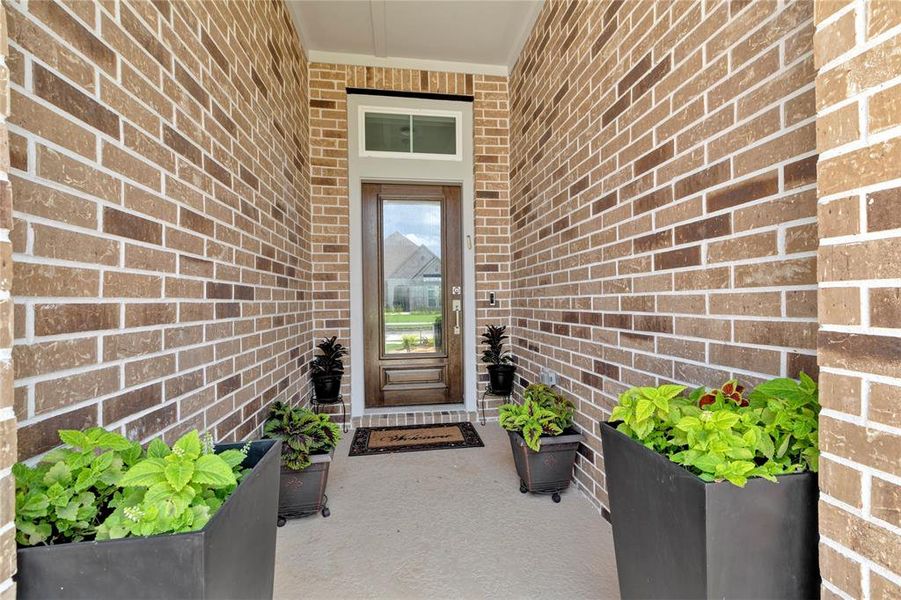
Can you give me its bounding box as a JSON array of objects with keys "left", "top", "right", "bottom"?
[
  {"left": 552, "top": 492, "right": 561, "bottom": 503},
  {"left": 321, "top": 507, "right": 331, "bottom": 518},
  {"left": 519, "top": 481, "right": 528, "bottom": 494},
  {"left": 276, "top": 516, "right": 287, "bottom": 527}
]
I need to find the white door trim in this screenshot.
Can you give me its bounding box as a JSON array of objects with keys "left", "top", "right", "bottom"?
[{"left": 346, "top": 94, "right": 476, "bottom": 418}]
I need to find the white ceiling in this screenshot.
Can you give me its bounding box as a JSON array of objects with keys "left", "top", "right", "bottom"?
[{"left": 285, "top": 0, "right": 544, "bottom": 76}]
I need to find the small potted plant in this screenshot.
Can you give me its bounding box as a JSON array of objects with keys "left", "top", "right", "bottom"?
[
  {"left": 601, "top": 374, "right": 820, "bottom": 599},
  {"left": 310, "top": 336, "right": 347, "bottom": 400},
  {"left": 263, "top": 401, "right": 341, "bottom": 524},
  {"left": 14, "top": 427, "right": 281, "bottom": 599},
  {"left": 433, "top": 315, "right": 443, "bottom": 348},
  {"left": 499, "top": 384, "right": 583, "bottom": 502},
  {"left": 481, "top": 324, "right": 516, "bottom": 395},
  {"left": 401, "top": 334, "right": 418, "bottom": 352}
]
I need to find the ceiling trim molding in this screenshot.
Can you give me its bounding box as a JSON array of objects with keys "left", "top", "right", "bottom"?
[
  {"left": 306, "top": 50, "right": 509, "bottom": 77},
  {"left": 506, "top": 0, "right": 545, "bottom": 71}
]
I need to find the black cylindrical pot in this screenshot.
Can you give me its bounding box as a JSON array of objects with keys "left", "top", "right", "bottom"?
[
  {"left": 487, "top": 364, "right": 516, "bottom": 395},
  {"left": 312, "top": 374, "right": 342, "bottom": 400},
  {"left": 600, "top": 423, "right": 819, "bottom": 599}
]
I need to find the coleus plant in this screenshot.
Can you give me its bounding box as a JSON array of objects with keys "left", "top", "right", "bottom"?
[
  {"left": 95, "top": 431, "right": 247, "bottom": 539},
  {"left": 499, "top": 384, "right": 574, "bottom": 451},
  {"left": 13, "top": 428, "right": 144, "bottom": 546},
  {"left": 263, "top": 401, "right": 341, "bottom": 471},
  {"left": 14, "top": 428, "right": 249, "bottom": 546},
  {"left": 699, "top": 379, "right": 747, "bottom": 407},
  {"left": 610, "top": 372, "right": 819, "bottom": 487}
]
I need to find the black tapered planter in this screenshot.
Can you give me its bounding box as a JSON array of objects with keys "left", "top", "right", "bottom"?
[
  {"left": 508, "top": 429, "right": 582, "bottom": 500},
  {"left": 278, "top": 452, "right": 331, "bottom": 521},
  {"left": 488, "top": 364, "right": 516, "bottom": 395},
  {"left": 16, "top": 440, "right": 281, "bottom": 600},
  {"left": 312, "top": 374, "right": 342, "bottom": 400},
  {"left": 600, "top": 423, "right": 819, "bottom": 599}
]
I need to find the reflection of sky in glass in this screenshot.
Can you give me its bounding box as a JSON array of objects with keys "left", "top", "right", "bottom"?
[{"left": 383, "top": 201, "right": 441, "bottom": 255}]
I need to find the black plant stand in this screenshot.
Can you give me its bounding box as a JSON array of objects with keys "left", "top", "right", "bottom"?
[
  {"left": 478, "top": 385, "right": 511, "bottom": 425},
  {"left": 310, "top": 391, "right": 348, "bottom": 433}
]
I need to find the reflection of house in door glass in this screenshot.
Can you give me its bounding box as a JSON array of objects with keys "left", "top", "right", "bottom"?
[
  {"left": 382, "top": 200, "right": 443, "bottom": 354},
  {"left": 383, "top": 231, "right": 442, "bottom": 311}
]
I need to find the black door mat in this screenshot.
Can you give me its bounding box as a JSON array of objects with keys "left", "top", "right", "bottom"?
[{"left": 348, "top": 422, "right": 484, "bottom": 456}]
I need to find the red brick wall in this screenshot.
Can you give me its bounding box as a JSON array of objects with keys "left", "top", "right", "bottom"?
[
  {"left": 814, "top": 0, "right": 901, "bottom": 596},
  {"left": 307, "top": 64, "right": 511, "bottom": 416},
  {"left": 7, "top": 0, "right": 313, "bottom": 458},
  {"left": 0, "top": 2, "right": 16, "bottom": 594},
  {"left": 509, "top": 0, "right": 818, "bottom": 510}
]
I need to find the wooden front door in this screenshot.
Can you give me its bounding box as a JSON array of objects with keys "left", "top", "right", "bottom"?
[{"left": 362, "top": 183, "right": 464, "bottom": 407}]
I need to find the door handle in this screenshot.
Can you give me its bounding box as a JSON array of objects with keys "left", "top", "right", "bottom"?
[{"left": 453, "top": 299, "right": 461, "bottom": 334}]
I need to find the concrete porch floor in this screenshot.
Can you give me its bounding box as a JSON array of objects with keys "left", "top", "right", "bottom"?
[{"left": 274, "top": 425, "right": 620, "bottom": 599}]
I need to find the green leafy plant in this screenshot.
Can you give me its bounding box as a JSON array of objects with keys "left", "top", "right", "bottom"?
[
  {"left": 609, "top": 383, "right": 691, "bottom": 451},
  {"left": 610, "top": 373, "right": 820, "bottom": 487},
  {"left": 13, "top": 428, "right": 143, "bottom": 546},
  {"left": 310, "top": 336, "right": 347, "bottom": 377},
  {"left": 263, "top": 401, "right": 341, "bottom": 471},
  {"left": 481, "top": 325, "right": 512, "bottom": 366},
  {"left": 401, "top": 334, "right": 418, "bottom": 352},
  {"left": 94, "top": 431, "right": 248, "bottom": 540},
  {"left": 15, "top": 428, "right": 251, "bottom": 546},
  {"left": 499, "top": 384, "right": 574, "bottom": 451}
]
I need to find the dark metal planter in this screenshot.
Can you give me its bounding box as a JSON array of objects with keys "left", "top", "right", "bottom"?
[
  {"left": 312, "top": 374, "right": 342, "bottom": 400},
  {"left": 600, "top": 423, "right": 819, "bottom": 599},
  {"left": 277, "top": 451, "right": 331, "bottom": 524},
  {"left": 16, "top": 439, "right": 281, "bottom": 600},
  {"left": 508, "top": 429, "right": 583, "bottom": 502},
  {"left": 488, "top": 364, "right": 516, "bottom": 395}
]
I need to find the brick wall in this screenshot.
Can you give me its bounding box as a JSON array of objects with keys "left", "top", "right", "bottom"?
[
  {"left": 307, "top": 64, "right": 511, "bottom": 416},
  {"left": 0, "top": 2, "right": 16, "bottom": 594},
  {"left": 7, "top": 0, "right": 313, "bottom": 459},
  {"left": 814, "top": 0, "right": 901, "bottom": 596},
  {"left": 509, "top": 0, "right": 818, "bottom": 510}
]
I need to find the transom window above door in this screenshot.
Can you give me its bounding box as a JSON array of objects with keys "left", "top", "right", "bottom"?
[{"left": 360, "top": 106, "right": 462, "bottom": 160}]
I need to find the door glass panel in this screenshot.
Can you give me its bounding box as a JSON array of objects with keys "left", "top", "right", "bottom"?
[
  {"left": 365, "top": 112, "right": 411, "bottom": 153},
  {"left": 411, "top": 115, "right": 456, "bottom": 155},
  {"left": 382, "top": 200, "right": 442, "bottom": 354}
]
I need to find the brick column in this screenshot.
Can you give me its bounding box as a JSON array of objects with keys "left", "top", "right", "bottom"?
[
  {"left": 814, "top": 0, "right": 900, "bottom": 597},
  {"left": 0, "top": 2, "right": 16, "bottom": 594}
]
